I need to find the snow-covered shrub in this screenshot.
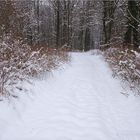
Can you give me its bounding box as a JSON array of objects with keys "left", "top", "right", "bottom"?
[
  {"left": 0, "top": 35, "right": 42, "bottom": 97},
  {"left": 0, "top": 34, "right": 70, "bottom": 99},
  {"left": 104, "top": 46, "right": 140, "bottom": 94}
]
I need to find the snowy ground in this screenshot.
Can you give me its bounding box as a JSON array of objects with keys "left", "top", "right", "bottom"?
[{"left": 0, "top": 52, "right": 140, "bottom": 140}]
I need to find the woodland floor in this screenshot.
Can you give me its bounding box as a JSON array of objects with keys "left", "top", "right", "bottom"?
[{"left": 0, "top": 52, "right": 140, "bottom": 140}]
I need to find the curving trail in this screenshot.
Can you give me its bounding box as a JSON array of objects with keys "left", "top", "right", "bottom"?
[{"left": 1, "top": 52, "right": 140, "bottom": 140}]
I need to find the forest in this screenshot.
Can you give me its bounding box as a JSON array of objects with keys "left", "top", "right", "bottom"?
[
  {"left": 0, "top": 0, "right": 140, "bottom": 50},
  {"left": 1, "top": 0, "right": 140, "bottom": 96},
  {"left": 0, "top": 1, "right": 140, "bottom": 140},
  {"left": 0, "top": 0, "right": 140, "bottom": 97}
]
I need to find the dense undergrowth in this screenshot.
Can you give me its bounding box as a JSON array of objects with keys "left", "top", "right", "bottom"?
[
  {"left": 0, "top": 34, "right": 70, "bottom": 99},
  {"left": 103, "top": 45, "right": 140, "bottom": 95}
]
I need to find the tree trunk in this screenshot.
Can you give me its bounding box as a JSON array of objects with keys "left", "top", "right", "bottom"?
[
  {"left": 56, "top": 0, "right": 60, "bottom": 48},
  {"left": 124, "top": 0, "right": 139, "bottom": 48}
]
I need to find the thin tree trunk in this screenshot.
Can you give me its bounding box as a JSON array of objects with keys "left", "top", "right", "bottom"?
[
  {"left": 37, "top": 0, "right": 40, "bottom": 46},
  {"left": 56, "top": 0, "right": 60, "bottom": 48}
]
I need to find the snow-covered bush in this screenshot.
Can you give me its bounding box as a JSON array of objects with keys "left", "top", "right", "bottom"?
[
  {"left": 104, "top": 46, "right": 140, "bottom": 94},
  {"left": 0, "top": 34, "right": 70, "bottom": 99}
]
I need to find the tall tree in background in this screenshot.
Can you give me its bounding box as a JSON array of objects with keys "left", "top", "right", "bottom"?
[
  {"left": 0, "top": 0, "right": 18, "bottom": 38},
  {"left": 36, "top": 0, "right": 40, "bottom": 46},
  {"left": 103, "top": 1, "right": 116, "bottom": 46},
  {"left": 55, "top": 0, "right": 60, "bottom": 48},
  {"left": 124, "top": 0, "right": 139, "bottom": 48}
]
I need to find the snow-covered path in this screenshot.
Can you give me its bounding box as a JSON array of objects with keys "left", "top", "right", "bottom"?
[{"left": 1, "top": 52, "right": 140, "bottom": 140}]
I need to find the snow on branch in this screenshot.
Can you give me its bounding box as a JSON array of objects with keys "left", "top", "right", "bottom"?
[{"left": 0, "top": 34, "right": 70, "bottom": 99}]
